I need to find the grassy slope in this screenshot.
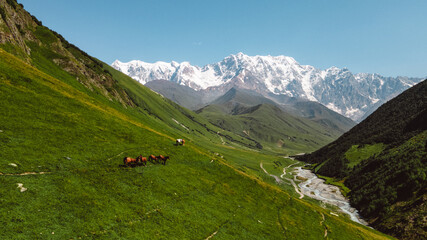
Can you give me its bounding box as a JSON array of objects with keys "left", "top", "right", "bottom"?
[
  {"left": 198, "top": 103, "right": 339, "bottom": 155},
  {"left": 345, "top": 143, "right": 385, "bottom": 169},
  {"left": 0, "top": 1, "right": 393, "bottom": 238},
  {"left": 0, "top": 49, "right": 392, "bottom": 239}
]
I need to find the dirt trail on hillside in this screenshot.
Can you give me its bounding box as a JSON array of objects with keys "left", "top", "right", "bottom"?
[
  {"left": 217, "top": 131, "right": 225, "bottom": 145},
  {"left": 320, "top": 213, "right": 328, "bottom": 238},
  {"left": 288, "top": 176, "right": 304, "bottom": 199},
  {"left": 279, "top": 166, "right": 304, "bottom": 199},
  {"left": 205, "top": 230, "right": 219, "bottom": 240},
  {"left": 280, "top": 163, "right": 298, "bottom": 178},
  {"left": 0, "top": 171, "right": 50, "bottom": 176},
  {"left": 260, "top": 162, "right": 287, "bottom": 185},
  {"left": 265, "top": 162, "right": 304, "bottom": 199}
]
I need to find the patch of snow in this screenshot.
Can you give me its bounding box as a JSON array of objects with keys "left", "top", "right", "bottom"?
[
  {"left": 325, "top": 103, "right": 342, "bottom": 115},
  {"left": 300, "top": 70, "right": 317, "bottom": 101},
  {"left": 345, "top": 107, "right": 360, "bottom": 116}
]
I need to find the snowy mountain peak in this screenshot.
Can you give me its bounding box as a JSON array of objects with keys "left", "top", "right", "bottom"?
[
  {"left": 112, "top": 59, "right": 121, "bottom": 65},
  {"left": 235, "top": 52, "right": 245, "bottom": 57},
  {"left": 111, "top": 53, "right": 423, "bottom": 121}
]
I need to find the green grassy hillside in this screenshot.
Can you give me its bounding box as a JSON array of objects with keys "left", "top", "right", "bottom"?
[
  {"left": 145, "top": 83, "right": 355, "bottom": 141},
  {"left": 0, "top": 44, "right": 391, "bottom": 240},
  {"left": 298, "top": 79, "right": 427, "bottom": 239},
  {"left": 0, "top": 0, "right": 393, "bottom": 239},
  {"left": 197, "top": 102, "right": 341, "bottom": 155}
]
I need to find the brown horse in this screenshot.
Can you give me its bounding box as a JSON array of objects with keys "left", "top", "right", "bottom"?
[
  {"left": 148, "top": 154, "right": 158, "bottom": 164},
  {"left": 123, "top": 156, "right": 139, "bottom": 166},
  {"left": 158, "top": 155, "right": 170, "bottom": 165},
  {"left": 138, "top": 155, "right": 147, "bottom": 166}
]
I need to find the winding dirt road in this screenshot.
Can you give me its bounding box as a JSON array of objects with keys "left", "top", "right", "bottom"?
[
  {"left": 280, "top": 163, "right": 298, "bottom": 178},
  {"left": 260, "top": 162, "right": 286, "bottom": 185},
  {"left": 260, "top": 162, "right": 303, "bottom": 198},
  {"left": 279, "top": 163, "right": 304, "bottom": 199}
]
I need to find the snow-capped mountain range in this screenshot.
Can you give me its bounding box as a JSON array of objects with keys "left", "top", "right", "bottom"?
[{"left": 112, "top": 52, "right": 423, "bottom": 121}]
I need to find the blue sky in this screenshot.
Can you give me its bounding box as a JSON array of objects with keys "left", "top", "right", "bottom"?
[{"left": 18, "top": 0, "right": 427, "bottom": 77}]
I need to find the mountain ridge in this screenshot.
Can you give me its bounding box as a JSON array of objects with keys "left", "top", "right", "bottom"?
[
  {"left": 146, "top": 80, "right": 356, "bottom": 135},
  {"left": 112, "top": 53, "right": 423, "bottom": 121},
  {"left": 196, "top": 87, "right": 355, "bottom": 154}
]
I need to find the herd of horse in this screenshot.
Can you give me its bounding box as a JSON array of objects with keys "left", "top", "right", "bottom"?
[
  {"left": 122, "top": 139, "right": 183, "bottom": 167},
  {"left": 123, "top": 154, "right": 170, "bottom": 166}
]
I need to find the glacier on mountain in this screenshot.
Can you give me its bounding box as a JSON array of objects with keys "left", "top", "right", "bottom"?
[{"left": 111, "top": 53, "right": 423, "bottom": 121}]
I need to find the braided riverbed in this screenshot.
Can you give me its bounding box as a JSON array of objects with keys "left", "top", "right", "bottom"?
[{"left": 294, "top": 167, "right": 368, "bottom": 225}]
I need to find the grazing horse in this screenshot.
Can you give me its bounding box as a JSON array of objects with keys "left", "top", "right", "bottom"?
[
  {"left": 138, "top": 155, "right": 147, "bottom": 166},
  {"left": 158, "top": 155, "right": 170, "bottom": 165},
  {"left": 123, "top": 156, "right": 139, "bottom": 166},
  {"left": 176, "top": 139, "right": 185, "bottom": 145},
  {"left": 148, "top": 154, "right": 158, "bottom": 164}
]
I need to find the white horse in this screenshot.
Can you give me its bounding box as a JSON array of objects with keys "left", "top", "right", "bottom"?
[{"left": 176, "top": 139, "right": 185, "bottom": 145}]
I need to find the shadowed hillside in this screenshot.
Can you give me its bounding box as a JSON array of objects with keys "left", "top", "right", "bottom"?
[{"left": 298, "top": 79, "right": 427, "bottom": 239}]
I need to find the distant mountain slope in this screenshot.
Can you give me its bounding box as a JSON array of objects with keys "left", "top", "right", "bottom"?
[
  {"left": 197, "top": 89, "right": 346, "bottom": 154},
  {"left": 144, "top": 80, "right": 356, "bottom": 134},
  {"left": 145, "top": 80, "right": 205, "bottom": 110},
  {"left": 196, "top": 88, "right": 355, "bottom": 145},
  {"left": 291, "top": 101, "right": 356, "bottom": 133},
  {"left": 210, "top": 87, "right": 277, "bottom": 114},
  {"left": 298, "top": 79, "right": 427, "bottom": 239},
  {"left": 112, "top": 53, "right": 423, "bottom": 121}
]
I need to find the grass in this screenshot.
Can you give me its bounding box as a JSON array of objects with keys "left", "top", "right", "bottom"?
[
  {"left": 345, "top": 143, "right": 385, "bottom": 168},
  {"left": 317, "top": 175, "right": 351, "bottom": 197},
  {"left": 198, "top": 103, "right": 340, "bottom": 155},
  {"left": 0, "top": 47, "right": 394, "bottom": 239}
]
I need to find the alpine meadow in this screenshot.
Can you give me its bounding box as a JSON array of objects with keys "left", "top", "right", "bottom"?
[{"left": 1, "top": 0, "right": 425, "bottom": 239}]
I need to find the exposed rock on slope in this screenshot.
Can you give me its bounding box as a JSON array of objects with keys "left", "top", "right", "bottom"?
[{"left": 0, "top": 0, "right": 133, "bottom": 106}]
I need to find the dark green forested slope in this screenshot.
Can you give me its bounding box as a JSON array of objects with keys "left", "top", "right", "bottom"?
[
  {"left": 0, "top": 1, "right": 393, "bottom": 239},
  {"left": 298, "top": 79, "right": 427, "bottom": 239}
]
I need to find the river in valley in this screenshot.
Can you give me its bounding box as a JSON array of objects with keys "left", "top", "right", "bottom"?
[{"left": 294, "top": 167, "right": 368, "bottom": 225}]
